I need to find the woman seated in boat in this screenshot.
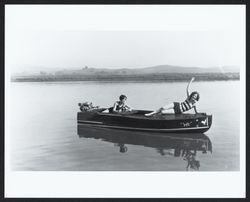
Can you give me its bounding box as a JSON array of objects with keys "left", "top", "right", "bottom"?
[
  {"left": 109, "top": 94, "right": 132, "bottom": 113},
  {"left": 145, "top": 77, "right": 199, "bottom": 116}
]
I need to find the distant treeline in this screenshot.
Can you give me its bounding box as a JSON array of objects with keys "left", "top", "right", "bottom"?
[{"left": 11, "top": 72, "right": 239, "bottom": 82}]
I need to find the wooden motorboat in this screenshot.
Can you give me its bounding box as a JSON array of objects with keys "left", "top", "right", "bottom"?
[{"left": 77, "top": 108, "right": 212, "bottom": 133}]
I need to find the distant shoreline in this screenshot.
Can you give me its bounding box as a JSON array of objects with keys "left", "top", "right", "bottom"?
[{"left": 11, "top": 72, "right": 239, "bottom": 82}]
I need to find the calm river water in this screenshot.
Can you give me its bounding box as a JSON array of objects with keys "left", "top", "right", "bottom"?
[{"left": 9, "top": 81, "right": 240, "bottom": 171}]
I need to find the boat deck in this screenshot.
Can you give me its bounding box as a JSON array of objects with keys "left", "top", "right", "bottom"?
[{"left": 96, "top": 109, "right": 208, "bottom": 120}]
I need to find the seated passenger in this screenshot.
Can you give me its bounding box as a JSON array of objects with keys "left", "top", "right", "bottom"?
[{"left": 109, "top": 94, "right": 132, "bottom": 113}]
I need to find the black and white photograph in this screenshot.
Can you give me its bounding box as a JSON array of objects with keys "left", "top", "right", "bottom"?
[{"left": 4, "top": 5, "right": 245, "bottom": 198}]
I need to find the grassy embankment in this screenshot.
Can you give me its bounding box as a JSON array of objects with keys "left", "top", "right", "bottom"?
[{"left": 11, "top": 72, "right": 239, "bottom": 82}]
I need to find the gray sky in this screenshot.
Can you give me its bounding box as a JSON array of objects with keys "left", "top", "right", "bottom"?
[{"left": 5, "top": 5, "right": 245, "bottom": 73}]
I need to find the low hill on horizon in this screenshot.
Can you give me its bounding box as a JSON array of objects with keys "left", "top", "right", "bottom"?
[
  {"left": 12, "top": 64, "right": 240, "bottom": 76},
  {"left": 122, "top": 65, "right": 239, "bottom": 74},
  {"left": 11, "top": 65, "right": 240, "bottom": 82}
]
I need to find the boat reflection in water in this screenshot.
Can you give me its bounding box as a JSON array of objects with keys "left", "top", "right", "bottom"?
[{"left": 77, "top": 124, "right": 212, "bottom": 171}]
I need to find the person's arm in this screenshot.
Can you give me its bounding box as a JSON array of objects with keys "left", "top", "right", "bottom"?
[
  {"left": 124, "top": 105, "right": 132, "bottom": 111},
  {"left": 113, "top": 102, "right": 119, "bottom": 113},
  {"left": 193, "top": 106, "right": 198, "bottom": 114},
  {"left": 187, "top": 77, "right": 195, "bottom": 98}
]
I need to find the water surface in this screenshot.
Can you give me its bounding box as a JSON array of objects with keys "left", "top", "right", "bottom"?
[{"left": 9, "top": 81, "right": 240, "bottom": 171}]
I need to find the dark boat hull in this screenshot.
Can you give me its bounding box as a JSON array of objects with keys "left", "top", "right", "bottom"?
[{"left": 77, "top": 109, "right": 212, "bottom": 134}]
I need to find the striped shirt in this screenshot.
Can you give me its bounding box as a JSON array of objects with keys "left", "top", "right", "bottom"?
[{"left": 180, "top": 100, "right": 196, "bottom": 112}]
